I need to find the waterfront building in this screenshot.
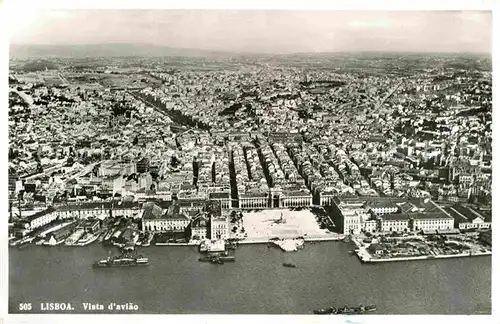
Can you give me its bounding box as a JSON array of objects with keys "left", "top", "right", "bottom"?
[
  {"left": 369, "top": 201, "right": 399, "bottom": 215},
  {"left": 343, "top": 211, "right": 362, "bottom": 234},
  {"left": 187, "top": 214, "right": 209, "bottom": 240},
  {"left": 203, "top": 200, "right": 229, "bottom": 240},
  {"left": 402, "top": 199, "right": 455, "bottom": 232},
  {"left": 368, "top": 243, "right": 385, "bottom": 255},
  {"left": 25, "top": 207, "right": 57, "bottom": 230},
  {"left": 410, "top": 213, "right": 455, "bottom": 232},
  {"left": 333, "top": 197, "right": 455, "bottom": 234},
  {"left": 361, "top": 219, "right": 378, "bottom": 233},
  {"left": 53, "top": 201, "right": 142, "bottom": 220},
  {"left": 446, "top": 203, "right": 492, "bottom": 230},
  {"left": 141, "top": 202, "right": 163, "bottom": 231},
  {"left": 210, "top": 214, "right": 229, "bottom": 240},
  {"left": 142, "top": 200, "right": 190, "bottom": 232},
  {"left": 331, "top": 197, "right": 365, "bottom": 234},
  {"left": 379, "top": 214, "right": 410, "bottom": 232}
]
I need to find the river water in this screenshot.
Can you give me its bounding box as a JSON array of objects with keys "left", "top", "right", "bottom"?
[{"left": 9, "top": 242, "right": 491, "bottom": 314}]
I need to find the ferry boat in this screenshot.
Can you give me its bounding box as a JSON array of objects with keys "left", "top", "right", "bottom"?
[
  {"left": 93, "top": 252, "right": 149, "bottom": 268},
  {"left": 282, "top": 262, "right": 297, "bottom": 268}
]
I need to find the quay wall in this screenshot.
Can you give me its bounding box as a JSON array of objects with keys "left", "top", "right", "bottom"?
[
  {"left": 351, "top": 237, "right": 492, "bottom": 263},
  {"left": 356, "top": 250, "right": 492, "bottom": 263}
]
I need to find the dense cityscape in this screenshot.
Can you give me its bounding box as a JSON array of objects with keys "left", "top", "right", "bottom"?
[{"left": 8, "top": 45, "right": 493, "bottom": 314}]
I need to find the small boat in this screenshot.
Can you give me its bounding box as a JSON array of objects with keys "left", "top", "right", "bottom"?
[
  {"left": 332, "top": 304, "right": 377, "bottom": 315},
  {"left": 225, "top": 242, "right": 238, "bottom": 250},
  {"left": 18, "top": 241, "right": 31, "bottom": 249},
  {"left": 142, "top": 232, "right": 154, "bottom": 247},
  {"left": 283, "top": 262, "right": 297, "bottom": 268},
  {"left": 211, "top": 258, "right": 224, "bottom": 265},
  {"left": 123, "top": 245, "right": 135, "bottom": 252},
  {"left": 35, "top": 238, "right": 45, "bottom": 246},
  {"left": 9, "top": 239, "right": 20, "bottom": 247},
  {"left": 103, "top": 229, "right": 114, "bottom": 241},
  {"left": 313, "top": 307, "right": 336, "bottom": 314},
  {"left": 217, "top": 255, "right": 235, "bottom": 262},
  {"left": 76, "top": 233, "right": 99, "bottom": 246}
]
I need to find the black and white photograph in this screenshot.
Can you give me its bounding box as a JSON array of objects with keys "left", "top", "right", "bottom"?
[{"left": 3, "top": 0, "right": 495, "bottom": 319}]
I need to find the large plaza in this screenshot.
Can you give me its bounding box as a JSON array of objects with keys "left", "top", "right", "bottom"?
[{"left": 237, "top": 208, "right": 338, "bottom": 241}]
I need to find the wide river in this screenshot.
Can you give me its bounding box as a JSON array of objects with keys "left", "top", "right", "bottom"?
[{"left": 9, "top": 242, "right": 491, "bottom": 314}]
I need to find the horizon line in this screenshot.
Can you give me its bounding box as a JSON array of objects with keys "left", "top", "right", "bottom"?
[{"left": 9, "top": 43, "right": 493, "bottom": 56}]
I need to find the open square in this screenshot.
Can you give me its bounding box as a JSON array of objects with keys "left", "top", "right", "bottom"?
[{"left": 241, "top": 208, "right": 334, "bottom": 240}]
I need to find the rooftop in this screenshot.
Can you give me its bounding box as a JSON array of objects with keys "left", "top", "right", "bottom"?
[{"left": 447, "top": 204, "right": 488, "bottom": 223}]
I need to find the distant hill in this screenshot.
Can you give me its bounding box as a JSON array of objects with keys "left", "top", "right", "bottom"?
[
  {"left": 19, "top": 59, "right": 59, "bottom": 71},
  {"left": 9, "top": 43, "right": 241, "bottom": 59},
  {"left": 9, "top": 44, "right": 492, "bottom": 71}
]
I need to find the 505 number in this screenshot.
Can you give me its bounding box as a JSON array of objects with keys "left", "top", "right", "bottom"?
[{"left": 19, "top": 303, "right": 32, "bottom": 311}]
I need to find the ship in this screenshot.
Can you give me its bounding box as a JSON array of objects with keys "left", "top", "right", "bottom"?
[
  {"left": 198, "top": 255, "right": 235, "bottom": 262},
  {"left": 93, "top": 252, "right": 149, "bottom": 268},
  {"left": 313, "top": 304, "right": 377, "bottom": 315},
  {"left": 282, "top": 262, "right": 297, "bottom": 268},
  {"left": 313, "top": 307, "right": 336, "bottom": 314}
]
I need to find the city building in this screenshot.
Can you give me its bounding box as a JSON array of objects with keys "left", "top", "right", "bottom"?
[
  {"left": 446, "top": 203, "right": 492, "bottom": 230},
  {"left": 142, "top": 200, "right": 190, "bottom": 232}
]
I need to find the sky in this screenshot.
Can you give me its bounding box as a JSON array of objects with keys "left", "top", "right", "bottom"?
[{"left": 8, "top": 10, "right": 492, "bottom": 53}]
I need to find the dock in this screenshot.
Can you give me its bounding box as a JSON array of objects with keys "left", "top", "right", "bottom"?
[{"left": 270, "top": 238, "right": 305, "bottom": 252}]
